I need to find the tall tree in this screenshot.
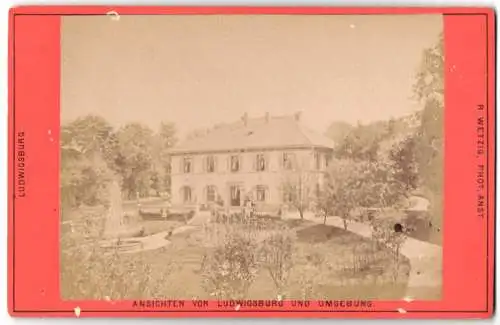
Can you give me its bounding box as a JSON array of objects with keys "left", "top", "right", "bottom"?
[
  {"left": 280, "top": 156, "right": 315, "bottom": 219},
  {"left": 413, "top": 33, "right": 444, "bottom": 228},
  {"left": 60, "top": 115, "right": 117, "bottom": 209},
  {"left": 318, "top": 159, "right": 409, "bottom": 228},
  {"left": 325, "top": 121, "right": 354, "bottom": 143},
  {"left": 156, "top": 122, "right": 178, "bottom": 195},
  {"left": 334, "top": 121, "right": 389, "bottom": 161},
  {"left": 388, "top": 134, "right": 419, "bottom": 192},
  {"left": 114, "top": 123, "right": 155, "bottom": 199}
]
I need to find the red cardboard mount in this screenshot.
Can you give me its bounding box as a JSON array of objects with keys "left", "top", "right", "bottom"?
[{"left": 8, "top": 6, "right": 496, "bottom": 318}]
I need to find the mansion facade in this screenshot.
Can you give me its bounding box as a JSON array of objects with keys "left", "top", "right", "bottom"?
[{"left": 169, "top": 113, "right": 335, "bottom": 211}]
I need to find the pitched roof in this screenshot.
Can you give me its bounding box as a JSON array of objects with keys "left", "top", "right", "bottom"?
[{"left": 170, "top": 114, "right": 335, "bottom": 154}]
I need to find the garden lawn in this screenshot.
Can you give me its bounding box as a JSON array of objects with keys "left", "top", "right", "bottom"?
[
  {"left": 136, "top": 220, "right": 410, "bottom": 300},
  {"left": 61, "top": 207, "right": 410, "bottom": 300}
]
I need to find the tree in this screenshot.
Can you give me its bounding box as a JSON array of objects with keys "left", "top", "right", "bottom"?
[
  {"left": 280, "top": 158, "right": 315, "bottom": 219},
  {"left": 332, "top": 116, "right": 418, "bottom": 163},
  {"left": 202, "top": 226, "right": 260, "bottom": 299},
  {"left": 260, "top": 227, "right": 295, "bottom": 296},
  {"left": 319, "top": 159, "right": 410, "bottom": 229},
  {"left": 388, "top": 134, "right": 419, "bottom": 192},
  {"left": 155, "top": 122, "right": 178, "bottom": 195},
  {"left": 61, "top": 115, "right": 118, "bottom": 163},
  {"left": 333, "top": 121, "right": 390, "bottom": 161},
  {"left": 148, "top": 122, "right": 178, "bottom": 196},
  {"left": 319, "top": 159, "right": 361, "bottom": 230},
  {"left": 315, "top": 184, "right": 335, "bottom": 225},
  {"left": 325, "top": 121, "right": 354, "bottom": 143},
  {"left": 60, "top": 151, "right": 115, "bottom": 209},
  {"left": 413, "top": 33, "right": 444, "bottom": 229},
  {"left": 353, "top": 160, "right": 409, "bottom": 209},
  {"left": 114, "top": 123, "right": 155, "bottom": 199},
  {"left": 60, "top": 115, "right": 117, "bottom": 210},
  {"left": 413, "top": 33, "right": 444, "bottom": 105}
]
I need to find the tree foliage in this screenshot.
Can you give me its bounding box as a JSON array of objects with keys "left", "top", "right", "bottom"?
[
  {"left": 114, "top": 123, "right": 155, "bottom": 198},
  {"left": 333, "top": 122, "right": 384, "bottom": 161},
  {"left": 61, "top": 116, "right": 117, "bottom": 209},
  {"left": 413, "top": 33, "right": 444, "bottom": 104},
  {"left": 388, "top": 134, "right": 419, "bottom": 192},
  {"left": 413, "top": 33, "right": 444, "bottom": 228},
  {"left": 318, "top": 160, "right": 361, "bottom": 229},
  {"left": 280, "top": 159, "right": 315, "bottom": 219},
  {"left": 260, "top": 227, "right": 295, "bottom": 296},
  {"left": 153, "top": 122, "right": 178, "bottom": 194},
  {"left": 61, "top": 115, "right": 178, "bottom": 205},
  {"left": 325, "top": 121, "right": 354, "bottom": 144},
  {"left": 317, "top": 158, "right": 410, "bottom": 228},
  {"left": 201, "top": 225, "right": 260, "bottom": 299}
]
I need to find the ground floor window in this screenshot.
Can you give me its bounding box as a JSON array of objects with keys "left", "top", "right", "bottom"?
[
  {"left": 283, "top": 191, "right": 294, "bottom": 203},
  {"left": 181, "top": 186, "right": 192, "bottom": 203},
  {"left": 206, "top": 185, "right": 217, "bottom": 202},
  {"left": 230, "top": 185, "right": 241, "bottom": 206},
  {"left": 256, "top": 185, "right": 268, "bottom": 202}
]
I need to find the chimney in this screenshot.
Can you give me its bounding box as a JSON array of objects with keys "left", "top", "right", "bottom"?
[
  {"left": 242, "top": 112, "right": 248, "bottom": 126},
  {"left": 265, "top": 112, "right": 270, "bottom": 123},
  {"left": 294, "top": 111, "right": 302, "bottom": 122}
]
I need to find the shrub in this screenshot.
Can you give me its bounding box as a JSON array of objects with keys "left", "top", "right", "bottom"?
[
  {"left": 260, "top": 227, "right": 295, "bottom": 296},
  {"left": 294, "top": 245, "right": 327, "bottom": 299},
  {"left": 60, "top": 208, "right": 175, "bottom": 299},
  {"left": 201, "top": 221, "right": 260, "bottom": 299},
  {"left": 370, "top": 217, "right": 407, "bottom": 282}
]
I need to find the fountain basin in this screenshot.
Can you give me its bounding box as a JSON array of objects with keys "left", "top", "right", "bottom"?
[
  {"left": 100, "top": 238, "right": 144, "bottom": 252},
  {"left": 102, "top": 225, "right": 145, "bottom": 240}
]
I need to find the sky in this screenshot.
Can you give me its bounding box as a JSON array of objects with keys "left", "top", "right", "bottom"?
[{"left": 61, "top": 14, "right": 443, "bottom": 137}]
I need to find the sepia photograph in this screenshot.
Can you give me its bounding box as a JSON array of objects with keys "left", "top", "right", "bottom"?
[{"left": 60, "top": 14, "right": 443, "bottom": 301}]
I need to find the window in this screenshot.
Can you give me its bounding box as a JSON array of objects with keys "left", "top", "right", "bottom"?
[
  {"left": 230, "top": 185, "right": 241, "bottom": 207},
  {"left": 206, "top": 156, "right": 215, "bottom": 173},
  {"left": 206, "top": 185, "right": 216, "bottom": 202},
  {"left": 230, "top": 155, "right": 240, "bottom": 172},
  {"left": 283, "top": 152, "right": 295, "bottom": 170},
  {"left": 183, "top": 157, "right": 192, "bottom": 173},
  {"left": 256, "top": 154, "right": 266, "bottom": 171},
  {"left": 283, "top": 191, "right": 294, "bottom": 203},
  {"left": 314, "top": 152, "right": 321, "bottom": 170},
  {"left": 325, "top": 154, "right": 332, "bottom": 168},
  {"left": 256, "top": 185, "right": 267, "bottom": 202},
  {"left": 181, "top": 186, "right": 192, "bottom": 203}
]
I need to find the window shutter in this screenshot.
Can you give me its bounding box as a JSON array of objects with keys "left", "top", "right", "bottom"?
[
  {"left": 253, "top": 154, "right": 257, "bottom": 171},
  {"left": 214, "top": 156, "right": 218, "bottom": 172}
]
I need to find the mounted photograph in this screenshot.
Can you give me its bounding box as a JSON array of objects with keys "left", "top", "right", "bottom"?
[{"left": 60, "top": 14, "right": 444, "bottom": 301}]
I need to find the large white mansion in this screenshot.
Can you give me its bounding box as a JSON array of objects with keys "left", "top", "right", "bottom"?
[{"left": 169, "top": 112, "right": 335, "bottom": 212}]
